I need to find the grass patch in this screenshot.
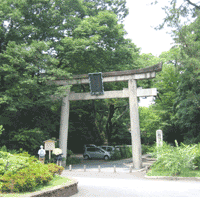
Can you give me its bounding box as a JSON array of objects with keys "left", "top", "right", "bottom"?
[
  {"left": 147, "top": 168, "right": 200, "bottom": 177},
  {"left": 0, "top": 175, "right": 71, "bottom": 197}
]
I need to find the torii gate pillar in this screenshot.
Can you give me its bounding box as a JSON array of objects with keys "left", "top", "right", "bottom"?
[
  {"left": 129, "top": 79, "right": 142, "bottom": 169},
  {"left": 59, "top": 90, "right": 70, "bottom": 161}
]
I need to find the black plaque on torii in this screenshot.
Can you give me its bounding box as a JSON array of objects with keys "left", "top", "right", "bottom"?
[{"left": 88, "top": 72, "right": 104, "bottom": 95}]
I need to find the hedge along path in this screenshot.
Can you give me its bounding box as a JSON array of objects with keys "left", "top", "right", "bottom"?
[
  {"left": 0, "top": 175, "right": 73, "bottom": 197},
  {"left": 0, "top": 161, "right": 65, "bottom": 195}
]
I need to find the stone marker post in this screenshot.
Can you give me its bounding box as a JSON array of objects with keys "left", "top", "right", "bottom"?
[
  {"left": 156, "top": 130, "right": 163, "bottom": 159},
  {"left": 156, "top": 130, "right": 163, "bottom": 147}
]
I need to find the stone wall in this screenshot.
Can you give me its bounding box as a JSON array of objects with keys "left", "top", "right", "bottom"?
[{"left": 19, "top": 178, "right": 78, "bottom": 197}]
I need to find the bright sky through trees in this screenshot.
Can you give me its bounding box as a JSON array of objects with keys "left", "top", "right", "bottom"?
[
  {"left": 124, "top": 0, "right": 174, "bottom": 56},
  {"left": 124, "top": 0, "right": 174, "bottom": 107}
]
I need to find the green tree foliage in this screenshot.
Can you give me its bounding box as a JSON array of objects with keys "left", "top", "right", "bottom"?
[
  {"left": 152, "top": 0, "right": 200, "bottom": 144},
  {"left": 139, "top": 106, "right": 162, "bottom": 145},
  {"left": 137, "top": 49, "right": 181, "bottom": 144},
  {"left": 105, "top": 98, "right": 130, "bottom": 145},
  {"left": 54, "top": 0, "right": 140, "bottom": 150},
  {"left": 137, "top": 53, "right": 163, "bottom": 90},
  {"left": 0, "top": 125, "right": 4, "bottom": 136},
  {"left": 152, "top": 48, "right": 181, "bottom": 143},
  {"left": 0, "top": 0, "right": 141, "bottom": 153},
  {"left": 56, "top": 10, "right": 139, "bottom": 74},
  {"left": 8, "top": 128, "right": 50, "bottom": 156},
  {"left": 0, "top": 0, "right": 72, "bottom": 144},
  {"left": 173, "top": 17, "right": 200, "bottom": 144}
]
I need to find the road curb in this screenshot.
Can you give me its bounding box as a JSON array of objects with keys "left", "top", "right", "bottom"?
[
  {"left": 18, "top": 177, "right": 78, "bottom": 197},
  {"left": 144, "top": 175, "right": 200, "bottom": 181},
  {"left": 135, "top": 167, "right": 146, "bottom": 172}
]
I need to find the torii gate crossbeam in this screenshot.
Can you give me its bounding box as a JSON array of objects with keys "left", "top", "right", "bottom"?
[{"left": 54, "top": 63, "right": 162, "bottom": 169}]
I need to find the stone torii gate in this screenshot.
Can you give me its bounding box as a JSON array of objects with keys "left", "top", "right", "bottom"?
[{"left": 54, "top": 62, "right": 162, "bottom": 169}]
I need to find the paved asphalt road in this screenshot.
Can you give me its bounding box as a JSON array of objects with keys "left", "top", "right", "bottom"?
[
  {"left": 68, "top": 174, "right": 200, "bottom": 197},
  {"left": 61, "top": 155, "right": 200, "bottom": 197},
  {"left": 65, "top": 154, "right": 155, "bottom": 172}
]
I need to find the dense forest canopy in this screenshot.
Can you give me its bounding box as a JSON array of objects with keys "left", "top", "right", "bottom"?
[{"left": 0, "top": 0, "right": 199, "bottom": 154}]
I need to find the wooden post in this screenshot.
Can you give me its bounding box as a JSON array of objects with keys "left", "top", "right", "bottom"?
[{"left": 129, "top": 79, "right": 142, "bottom": 169}]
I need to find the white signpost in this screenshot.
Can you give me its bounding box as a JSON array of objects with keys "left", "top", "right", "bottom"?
[{"left": 53, "top": 62, "right": 162, "bottom": 169}]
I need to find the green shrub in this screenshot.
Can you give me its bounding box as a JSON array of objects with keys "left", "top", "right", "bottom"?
[
  {"left": 0, "top": 151, "right": 12, "bottom": 159},
  {"left": 0, "top": 145, "right": 20, "bottom": 154},
  {"left": 47, "top": 163, "right": 64, "bottom": 176},
  {"left": 4, "top": 153, "right": 40, "bottom": 175},
  {"left": 150, "top": 141, "right": 197, "bottom": 176},
  {"left": 44, "top": 156, "right": 56, "bottom": 164},
  {"left": 29, "top": 163, "right": 53, "bottom": 185},
  {"left": 0, "top": 151, "right": 41, "bottom": 177},
  {"left": 126, "top": 146, "right": 132, "bottom": 158},
  {"left": 0, "top": 145, "right": 30, "bottom": 156},
  {"left": 0, "top": 158, "right": 8, "bottom": 175},
  {"left": 0, "top": 158, "right": 7, "bottom": 167},
  {"left": 0, "top": 166, "right": 5, "bottom": 176},
  {"left": 192, "top": 143, "right": 200, "bottom": 169},
  {"left": 0, "top": 151, "right": 54, "bottom": 193},
  {"left": 5, "top": 156, "right": 29, "bottom": 174},
  {"left": 0, "top": 125, "right": 4, "bottom": 136},
  {"left": 142, "top": 144, "right": 150, "bottom": 154},
  {"left": 1, "top": 170, "right": 37, "bottom": 193},
  {"left": 1, "top": 163, "right": 53, "bottom": 193},
  {"left": 142, "top": 143, "right": 157, "bottom": 155},
  {"left": 66, "top": 157, "right": 81, "bottom": 165},
  {"left": 121, "top": 146, "right": 127, "bottom": 158},
  {"left": 111, "top": 146, "right": 132, "bottom": 160},
  {"left": 0, "top": 145, "right": 8, "bottom": 152},
  {"left": 111, "top": 149, "right": 121, "bottom": 160},
  {"left": 119, "top": 146, "right": 132, "bottom": 159},
  {"left": 67, "top": 150, "right": 73, "bottom": 157},
  {"left": 193, "top": 156, "right": 200, "bottom": 169}
]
